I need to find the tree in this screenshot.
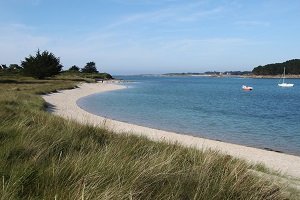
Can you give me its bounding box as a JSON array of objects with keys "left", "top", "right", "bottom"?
[
  {"left": 6, "top": 64, "right": 22, "bottom": 73},
  {"left": 68, "top": 65, "right": 80, "bottom": 72},
  {"left": 9, "top": 64, "right": 22, "bottom": 70},
  {"left": 252, "top": 59, "right": 300, "bottom": 75},
  {"left": 21, "top": 50, "right": 62, "bottom": 79},
  {"left": 81, "top": 62, "right": 98, "bottom": 73}
]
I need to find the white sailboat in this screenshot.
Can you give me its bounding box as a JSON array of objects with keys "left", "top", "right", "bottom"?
[{"left": 278, "top": 67, "right": 294, "bottom": 87}]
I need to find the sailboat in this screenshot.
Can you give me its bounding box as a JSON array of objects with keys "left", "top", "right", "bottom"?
[{"left": 278, "top": 67, "right": 294, "bottom": 87}]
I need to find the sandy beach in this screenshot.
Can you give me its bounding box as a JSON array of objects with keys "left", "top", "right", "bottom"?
[{"left": 43, "top": 82, "right": 300, "bottom": 178}]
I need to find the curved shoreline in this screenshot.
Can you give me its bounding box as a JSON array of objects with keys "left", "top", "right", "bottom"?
[
  {"left": 76, "top": 102, "right": 294, "bottom": 156},
  {"left": 42, "top": 82, "right": 300, "bottom": 178}
]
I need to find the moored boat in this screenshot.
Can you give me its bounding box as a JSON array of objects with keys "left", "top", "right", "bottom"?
[
  {"left": 242, "top": 85, "right": 253, "bottom": 90},
  {"left": 278, "top": 67, "right": 294, "bottom": 87},
  {"left": 278, "top": 83, "right": 294, "bottom": 87}
]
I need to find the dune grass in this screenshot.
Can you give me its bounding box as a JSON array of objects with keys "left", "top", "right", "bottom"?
[{"left": 0, "top": 75, "right": 297, "bottom": 199}]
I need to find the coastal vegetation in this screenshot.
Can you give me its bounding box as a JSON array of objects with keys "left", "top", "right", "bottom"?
[
  {"left": 81, "top": 62, "right": 99, "bottom": 73},
  {"left": 0, "top": 75, "right": 299, "bottom": 199},
  {"left": 252, "top": 59, "right": 300, "bottom": 75},
  {"left": 68, "top": 65, "right": 80, "bottom": 72},
  {"left": 21, "top": 50, "right": 62, "bottom": 79},
  {"left": 1, "top": 50, "right": 112, "bottom": 80}
]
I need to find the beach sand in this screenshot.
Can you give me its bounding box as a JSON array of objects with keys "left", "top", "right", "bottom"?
[{"left": 43, "top": 82, "right": 300, "bottom": 178}]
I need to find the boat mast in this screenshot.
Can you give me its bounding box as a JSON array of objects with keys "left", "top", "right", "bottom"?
[{"left": 283, "top": 67, "right": 285, "bottom": 83}]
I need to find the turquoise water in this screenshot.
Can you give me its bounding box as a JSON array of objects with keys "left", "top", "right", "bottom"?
[{"left": 77, "top": 76, "right": 300, "bottom": 155}]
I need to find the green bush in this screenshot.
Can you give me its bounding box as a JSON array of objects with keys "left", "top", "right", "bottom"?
[
  {"left": 81, "top": 62, "right": 98, "bottom": 73},
  {"left": 68, "top": 65, "right": 80, "bottom": 72}
]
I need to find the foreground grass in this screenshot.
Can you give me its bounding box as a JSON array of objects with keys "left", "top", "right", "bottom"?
[{"left": 0, "top": 75, "right": 297, "bottom": 199}]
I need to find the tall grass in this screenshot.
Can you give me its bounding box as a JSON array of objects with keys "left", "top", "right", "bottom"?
[{"left": 0, "top": 75, "right": 296, "bottom": 199}]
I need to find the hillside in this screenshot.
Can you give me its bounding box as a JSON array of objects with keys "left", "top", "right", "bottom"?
[{"left": 252, "top": 59, "right": 300, "bottom": 75}]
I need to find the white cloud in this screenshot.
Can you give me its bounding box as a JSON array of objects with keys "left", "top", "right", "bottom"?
[
  {"left": 235, "top": 20, "right": 270, "bottom": 27},
  {"left": 176, "top": 7, "right": 223, "bottom": 22},
  {"left": 0, "top": 24, "right": 49, "bottom": 64},
  {"left": 102, "top": 1, "right": 224, "bottom": 31}
]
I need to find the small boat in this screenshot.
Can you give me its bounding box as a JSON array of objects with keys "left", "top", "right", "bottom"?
[
  {"left": 278, "top": 67, "right": 294, "bottom": 87},
  {"left": 242, "top": 85, "right": 253, "bottom": 90}
]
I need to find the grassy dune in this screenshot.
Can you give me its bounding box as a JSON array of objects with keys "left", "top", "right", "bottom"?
[{"left": 0, "top": 74, "right": 298, "bottom": 199}]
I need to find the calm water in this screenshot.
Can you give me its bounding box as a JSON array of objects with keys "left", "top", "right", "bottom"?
[{"left": 78, "top": 76, "right": 300, "bottom": 155}]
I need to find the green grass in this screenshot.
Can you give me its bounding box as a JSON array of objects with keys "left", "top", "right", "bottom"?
[
  {"left": 0, "top": 74, "right": 297, "bottom": 199},
  {"left": 58, "top": 71, "right": 113, "bottom": 80}
]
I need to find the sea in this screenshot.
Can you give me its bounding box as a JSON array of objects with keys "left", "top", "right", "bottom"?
[{"left": 77, "top": 76, "right": 300, "bottom": 156}]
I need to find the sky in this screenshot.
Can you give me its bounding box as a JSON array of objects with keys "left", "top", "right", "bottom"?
[{"left": 0, "top": 0, "right": 300, "bottom": 75}]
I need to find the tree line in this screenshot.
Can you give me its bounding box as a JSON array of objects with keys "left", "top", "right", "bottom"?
[
  {"left": 252, "top": 59, "right": 300, "bottom": 75},
  {"left": 0, "top": 50, "right": 110, "bottom": 79}
]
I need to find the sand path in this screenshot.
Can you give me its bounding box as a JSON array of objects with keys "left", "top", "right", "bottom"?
[{"left": 42, "top": 82, "right": 300, "bottom": 178}]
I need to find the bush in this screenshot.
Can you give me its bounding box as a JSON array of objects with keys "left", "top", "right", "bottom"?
[
  {"left": 81, "top": 62, "right": 98, "bottom": 73},
  {"left": 21, "top": 50, "right": 62, "bottom": 79},
  {"left": 68, "top": 65, "right": 80, "bottom": 72}
]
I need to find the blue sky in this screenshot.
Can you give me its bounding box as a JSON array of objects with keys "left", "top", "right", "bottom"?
[{"left": 0, "top": 0, "right": 300, "bottom": 74}]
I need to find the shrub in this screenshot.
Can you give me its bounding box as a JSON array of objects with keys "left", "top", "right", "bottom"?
[
  {"left": 68, "top": 65, "right": 80, "bottom": 72},
  {"left": 81, "top": 62, "right": 98, "bottom": 73}
]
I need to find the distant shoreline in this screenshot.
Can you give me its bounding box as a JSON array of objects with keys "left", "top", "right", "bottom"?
[
  {"left": 43, "top": 81, "right": 300, "bottom": 178},
  {"left": 162, "top": 74, "right": 300, "bottom": 79},
  {"left": 243, "top": 75, "right": 300, "bottom": 79}
]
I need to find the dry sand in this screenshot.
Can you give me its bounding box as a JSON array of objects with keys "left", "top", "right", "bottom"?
[{"left": 43, "top": 82, "right": 300, "bottom": 178}]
